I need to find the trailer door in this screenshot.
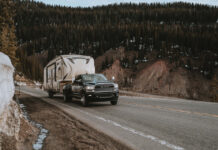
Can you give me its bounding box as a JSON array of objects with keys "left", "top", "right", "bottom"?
[{"left": 47, "top": 63, "right": 56, "bottom": 90}]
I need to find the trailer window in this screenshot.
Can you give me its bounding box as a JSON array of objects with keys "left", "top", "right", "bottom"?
[
  {"left": 47, "top": 63, "right": 56, "bottom": 82},
  {"left": 46, "top": 68, "right": 48, "bottom": 83},
  {"left": 68, "top": 58, "right": 90, "bottom": 64},
  {"left": 56, "top": 60, "right": 62, "bottom": 81}
]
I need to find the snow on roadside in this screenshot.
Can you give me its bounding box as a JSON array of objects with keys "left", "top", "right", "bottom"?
[
  {"left": 34, "top": 81, "right": 42, "bottom": 90},
  {"left": 0, "top": 52, "right": 14, "bottom": 115},
  {"left": 0, "top": 52, "right": 21, "bottom": 139},
  {"left": 19, "top": 103, "right": 48, "bottom": 150},
  {"left": 0, "top": 52, "right": 45, "bottom": 149},
  {"left": 15, "top": 81, "right": 27, "bottom": 86},
  {"left": 34, "top": 81, "right": 41, "bottom": 87}
]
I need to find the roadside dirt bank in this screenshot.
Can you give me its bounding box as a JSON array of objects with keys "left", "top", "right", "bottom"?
[
  {"left": 19, "top": 94, "right": 132, "bottom": 150},
  {"left": 0, "top": 105, "right": 38, "bottom": 150}
]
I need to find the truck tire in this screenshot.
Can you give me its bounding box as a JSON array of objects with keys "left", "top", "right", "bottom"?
[
  {"left": 111, "top": 100, "right": 118, "bottom": 105},
  {"left": 48, "top": 91, "right": 53, "bottom": 98},
  {"left": 81, "top": 95, "right": 89, "bottom": 107},
  {"left": 64, "top": 93, "right": 71, "bottom": 102}
]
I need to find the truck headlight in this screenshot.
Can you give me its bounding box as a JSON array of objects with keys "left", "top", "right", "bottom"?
[
  {"left": 114, "top": 84, "right": 119, "bottom": 91},
  {"left": 85, "top": 86, "right": 95, "bottom": 91}
]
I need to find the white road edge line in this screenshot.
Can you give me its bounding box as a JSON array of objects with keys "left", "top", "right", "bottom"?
[
  {"left": 19, "top": 89, "right": 184, "bottom": 150},
  {"left": 120, "top": 95, "right": 184, "bottom": 103},
  {"left": 79, "top": 110, "right": 184, "bottom": 150}
]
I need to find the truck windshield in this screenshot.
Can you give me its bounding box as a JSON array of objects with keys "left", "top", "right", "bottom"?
[{"left": 82, "top": 74, "right": 108, "bottom": 82}]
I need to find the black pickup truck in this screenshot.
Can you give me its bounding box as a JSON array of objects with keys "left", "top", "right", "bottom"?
[{"left": 63, "top": 74, "right": 119, "bottom": 106}]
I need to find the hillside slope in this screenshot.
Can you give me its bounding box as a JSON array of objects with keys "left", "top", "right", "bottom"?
[
  {"left": 14, "top": 1, "right": 218, "bottom": 81},
  {"left": 99, "top": 48, "right": 217, "bottom": 101},
  {"left": 133, "top": 60, "right": 211, "bottom": 100}
]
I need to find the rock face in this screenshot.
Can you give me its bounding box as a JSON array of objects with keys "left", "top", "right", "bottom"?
[
  {"left": 95, "top": 47, "right": 138, "bottom": 73},
  {"left": 101, "top": 56, "right": 212, "bottom": 100},
  {"left": 133, "top": 60, "right": 190, "bottom": 98},
  {"left": 102, "top": 60, "right": 125, "bottom": 85},
  {"left": 133, "top": 60, "right": 212, "bottom": 100},
  {"left": 95, "top": 47, "right": 126, "bottom": 72}
]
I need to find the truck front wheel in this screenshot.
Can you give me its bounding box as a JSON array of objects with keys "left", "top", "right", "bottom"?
[
  {"left": 64, "top": 93, "right": 71, "bottom": 102},
  {"left": 111, "top": 100, "right": 118, "bottom": 105},
  {"left": 81, "top": 95, "right": 89, "bottom": 107}
]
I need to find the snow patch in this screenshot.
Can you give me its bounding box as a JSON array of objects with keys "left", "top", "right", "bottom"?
[
  {"left": 0, "top": 52, "right": 21, "bottom": 139},
  {"left": 34, "top": 81, "right": 42, "bottom": 89},
  {"left": 0, "top": 52, "right": 15, "bottom": 115},
  {"left": 34, "top": 81, "right": 41, "bottom": 86},
  {"left": 15, "top": 81, "right": 27, "bottom": 86},
  {"left": 19, "top": 103, "right": 48, "bottom": 150}
]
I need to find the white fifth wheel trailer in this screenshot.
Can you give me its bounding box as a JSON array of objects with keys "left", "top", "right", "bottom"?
[{"left": 43, "top": 55, "right": 95, "bottom": 97}]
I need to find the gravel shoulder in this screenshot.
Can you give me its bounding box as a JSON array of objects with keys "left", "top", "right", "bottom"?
[{"left": 19, "top": 93, "right": 132, "bottom": 150}]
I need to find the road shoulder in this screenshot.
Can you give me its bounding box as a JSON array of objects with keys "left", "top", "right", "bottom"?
[{"left": 19, "top": 93, "right": 132, "bottom": 150}]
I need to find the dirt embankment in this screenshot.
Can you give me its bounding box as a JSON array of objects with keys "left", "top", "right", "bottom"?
[
  {"left": 95, "top": 47, "right": 137, "bottom": 73},
  {"left": 97, "top": 47, "right": 217, "bottom": 101},
  {"left": 19, "top": 94, "right": 132, "bottom": 150},
  {"left": 102, "top": 60, "right": 125, "bottom": 85},
  {"left": 0, "top": 100, "right": 38, "bottom": 150},
  {"left": 133, "top": 60, "right": 212, "bottom": 100}
]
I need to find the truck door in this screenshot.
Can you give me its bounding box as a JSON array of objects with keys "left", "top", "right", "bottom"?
[{"left": 72, "top": 75, "right": 83, "bottom": 98}]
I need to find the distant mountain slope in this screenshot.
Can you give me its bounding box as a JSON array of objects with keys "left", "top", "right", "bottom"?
[{"left": 14, "top": 1, "right": 218, "bottom": 84}]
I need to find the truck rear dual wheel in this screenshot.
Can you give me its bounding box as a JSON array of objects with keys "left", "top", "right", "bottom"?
[
  {"left": 64, "top": 93, "right": 71, "bottom": 102},
  {"left": 48, "top": 92, "right": 54, "bottom": 98}
]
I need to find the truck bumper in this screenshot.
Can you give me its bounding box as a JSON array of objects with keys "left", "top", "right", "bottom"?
[{"left": 85, "top": 91, "right": 119, "bottom": 102}]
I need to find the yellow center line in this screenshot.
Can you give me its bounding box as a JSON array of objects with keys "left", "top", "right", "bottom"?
[{"left": 125, "top": 102, "right": 218, "bottom": 118}]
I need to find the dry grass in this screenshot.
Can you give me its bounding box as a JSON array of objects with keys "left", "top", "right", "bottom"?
[{"left": 211, "top": 76, "right": 218, "bottom": 102}]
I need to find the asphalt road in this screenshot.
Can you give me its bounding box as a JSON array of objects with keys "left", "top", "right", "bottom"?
[{"left": 16, "top": 86, "right": 218, "bottom": 150}]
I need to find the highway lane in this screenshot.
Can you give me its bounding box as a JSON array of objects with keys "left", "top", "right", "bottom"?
[{"left": 16, "top": 86, "right": 218, "bottom": 150}]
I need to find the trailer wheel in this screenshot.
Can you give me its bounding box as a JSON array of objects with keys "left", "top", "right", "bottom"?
[{"left": 48, "top": 92, "right": 53, "bottom": 98}]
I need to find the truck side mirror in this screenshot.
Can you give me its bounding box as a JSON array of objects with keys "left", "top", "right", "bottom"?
[
  {"left": 75, "top": 79, "right": 82, "bottom": 84},
  {"left": 72, "top": 77, "right": 75, "bottom": 83}
]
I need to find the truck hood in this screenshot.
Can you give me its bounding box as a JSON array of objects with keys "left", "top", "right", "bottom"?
[{"left": 84, "top": 81, "right": 114, "bottom": 86}]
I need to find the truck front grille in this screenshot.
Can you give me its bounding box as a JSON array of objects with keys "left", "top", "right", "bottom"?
[
  {"left": 96, "top": 93, "right": 114, "bottom": 98},
  {"left": 95, "top": 84, "right": 114, "bottom": 92}
]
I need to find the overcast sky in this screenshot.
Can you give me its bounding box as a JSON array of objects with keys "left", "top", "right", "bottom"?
[{"left": 34, "top": 0, "right": 218, "bottom": 7}]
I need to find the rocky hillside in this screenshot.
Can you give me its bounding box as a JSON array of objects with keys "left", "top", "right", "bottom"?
[{"left": 98, "top": 47, "right": 218, "bottom": 101}]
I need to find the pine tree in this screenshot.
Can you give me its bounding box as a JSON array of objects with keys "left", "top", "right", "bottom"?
[{"left": 0, "top": 0, "right": 18, "bottom": 66}]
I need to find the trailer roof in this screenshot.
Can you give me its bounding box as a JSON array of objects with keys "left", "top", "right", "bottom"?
[{"left": 45, "top": 54, "right": 93, "bottom": 67}]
